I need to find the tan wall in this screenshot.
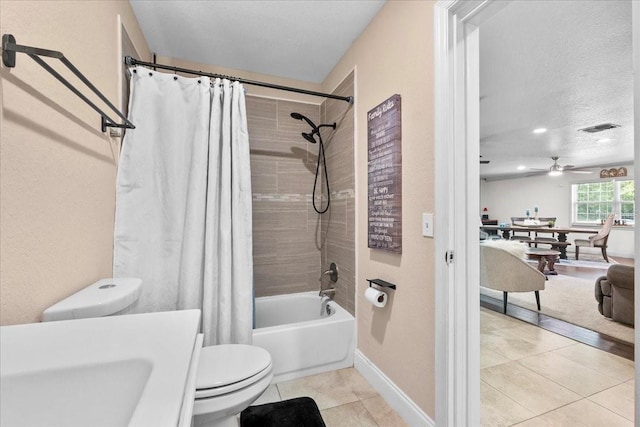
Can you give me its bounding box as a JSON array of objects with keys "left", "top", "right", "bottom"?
[
  {"left": 322, "top": 1, "right": 436, "bottom": 417},
  {"left": 321, "top": 72, "right": 355, "bottom": 315},
  {"left": 0, "top": 1, "right": 150, "bottom": 325}
]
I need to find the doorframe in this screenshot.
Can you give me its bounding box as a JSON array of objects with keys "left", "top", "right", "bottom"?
[{"left": 434, "top": 1, "right": 639, "bottom": 425}]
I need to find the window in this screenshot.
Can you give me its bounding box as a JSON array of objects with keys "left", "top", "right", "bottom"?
[{"left": 572, "top": 180, "right": 635, "bottom": 225}]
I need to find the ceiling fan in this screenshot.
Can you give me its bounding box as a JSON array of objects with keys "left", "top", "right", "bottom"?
[{"left": 530, "top": 156, "right": 593, "bottom": 176}]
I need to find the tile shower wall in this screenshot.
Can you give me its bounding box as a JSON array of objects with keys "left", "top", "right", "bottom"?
[
  {"left": 321, "top": 72, "right": 355, "bottom": 315},
  {"left": 247, "top": 72, "right": 354, "bottom": 315},
  {"left": 247, "top": 97, "right": 322, "bottom": 297}
]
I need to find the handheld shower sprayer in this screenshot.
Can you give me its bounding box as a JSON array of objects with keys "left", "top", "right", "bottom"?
[
  {"left": 290, "top": 112, "right": 337, "bottom": 214},
  {"left": 290, "top": 112, "right": 317, "bottom": 130}
]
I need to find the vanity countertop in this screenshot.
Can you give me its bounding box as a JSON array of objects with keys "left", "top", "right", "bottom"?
[{"left": 1, "top": 309, "right": 201, "bottom": 427}]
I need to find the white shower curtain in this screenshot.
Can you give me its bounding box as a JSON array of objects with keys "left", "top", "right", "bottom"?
[{"left": 114, "top": 67, "right": 253, "bottom": 346}]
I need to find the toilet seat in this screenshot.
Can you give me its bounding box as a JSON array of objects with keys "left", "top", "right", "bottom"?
[{"left": 195, "top": 344, "right": 273, "bottom": 400}]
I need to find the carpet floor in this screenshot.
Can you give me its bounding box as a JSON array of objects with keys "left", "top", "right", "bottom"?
[{"left": 480, "top": 273, "right": 634, "bottom": 343}]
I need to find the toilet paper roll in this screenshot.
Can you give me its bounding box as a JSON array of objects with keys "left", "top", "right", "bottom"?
[{"left": 365, "top": 287, "right": 387, "bottom": 308}]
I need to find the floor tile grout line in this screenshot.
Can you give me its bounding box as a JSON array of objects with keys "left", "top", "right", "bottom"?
[
  {"left": 318, "top": 399, "right": 382, "bottom": 427},
  {"left": 480, "top": 378, "right": 536, "bottom": 418},
  {"left": 483, "top": 359, "right": 583, "bottom": 407},
  {"left": 482, "top": 308, "right": 635, "bottom": 426},
  {"left": 514, "top": 350, "right": 630, "bottom": 398},
  {"left": 586, "top": 393, "right": 635, "bottom": 422},
  {"left": 487, "top": 316, "right": 631, "bottom": 404},
  {"left": 274, "top": 383, "right": 282, "bottom": 401}
]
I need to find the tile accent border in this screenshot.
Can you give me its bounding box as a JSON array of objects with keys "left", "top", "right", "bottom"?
[
  {"left": 253, "top": 189, "right": 355, "bottom": 203},
  {"left": 354, "top": 350, "right": 434, "bottom": 427}
]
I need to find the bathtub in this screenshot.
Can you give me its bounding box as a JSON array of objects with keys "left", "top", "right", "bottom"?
[{"left": 252, "top": 292, "right": 355, "bottom": 383}]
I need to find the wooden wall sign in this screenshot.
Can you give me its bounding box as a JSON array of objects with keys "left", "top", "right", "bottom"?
[{"left": 367, "top": 94, "right": 402, "bottom": 253}]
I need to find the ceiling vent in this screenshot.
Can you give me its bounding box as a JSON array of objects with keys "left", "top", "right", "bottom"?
[{"left": 578, "top": 123, "right": 620, "bottom": 133}]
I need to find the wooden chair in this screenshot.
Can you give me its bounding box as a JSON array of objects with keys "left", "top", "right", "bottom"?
[
  {"left": 532, "top": 217, "right": 557, "bottom": 247},
  {"left": 575, "top": 213, "right": 615, "bottom": 262},
  {"left": 510, "top": 217, "right": 532, "bottom": 242}
]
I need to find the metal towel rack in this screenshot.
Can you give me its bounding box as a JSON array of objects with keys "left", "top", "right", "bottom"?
[{"left": 2, "top": 34, "right": 134, "bottom": 133}]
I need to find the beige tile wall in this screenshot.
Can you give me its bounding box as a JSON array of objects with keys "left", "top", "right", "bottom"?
[
  {"left": 321, "top": 72, "right": 356, "bottom": 315},
  {"left": 247, "top": 71, "right": 355, "bottom": 316},
  {"left": 247, "top": 97, "right": 323, "bottom": 297}
]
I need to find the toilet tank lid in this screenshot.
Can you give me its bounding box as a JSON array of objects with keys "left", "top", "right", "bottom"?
[{"left": 42, "top": 278, "right": 142, "bottom": 322}]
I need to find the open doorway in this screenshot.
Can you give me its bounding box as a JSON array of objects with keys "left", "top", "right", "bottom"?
[{"left": 434, "top": 1, "right": 639, "bottom": 425}]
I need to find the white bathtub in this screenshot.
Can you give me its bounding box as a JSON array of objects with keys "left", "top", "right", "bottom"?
[{"left": 252, "top": 292, "right": 355, "bottom": 383}]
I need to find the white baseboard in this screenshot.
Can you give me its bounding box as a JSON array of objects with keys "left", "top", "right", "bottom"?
[{"left": 354, "top": 350, "right": 434, "bottom": 427}]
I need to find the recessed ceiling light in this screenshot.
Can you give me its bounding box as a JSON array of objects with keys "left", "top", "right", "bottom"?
[
  {"left": 533, "top": 128, "right": 547, "bottom": 134},
  {"left": 597, "top": 138, "right": 611, "bottom": 143},
  {"left": 517, "top": 165, "right": 526, "bottom": 170}
]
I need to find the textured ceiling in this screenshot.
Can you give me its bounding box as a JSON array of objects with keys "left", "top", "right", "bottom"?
[
  {"left": 129, "top": 0, "right": 632, "bottom": 181},
  {"left": 479, "top": 0, "right": 633, "bottom": 180},
  {"left": 129, "top": 0, "right": 386, "bottom": 83}
]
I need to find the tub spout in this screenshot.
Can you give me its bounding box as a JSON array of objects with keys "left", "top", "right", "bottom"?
[{"left": 319, "top": 288, "right": 336, "bottom": 298}]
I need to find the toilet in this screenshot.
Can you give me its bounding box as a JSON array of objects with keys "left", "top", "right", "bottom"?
[
  {"left": 193, "top": 344, "right": 273, "bottom": 427},
  {"left": 42, "top": 278, "right": 273, "bottom": 427}
]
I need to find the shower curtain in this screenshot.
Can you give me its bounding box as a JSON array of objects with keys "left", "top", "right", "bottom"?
[{"left": 113, "top": 67, "right": 253, "bottom": 346}]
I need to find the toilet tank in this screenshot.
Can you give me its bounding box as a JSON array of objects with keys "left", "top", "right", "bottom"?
[{"left": 42, "top": 278, "right": 142, "bottom": 322}]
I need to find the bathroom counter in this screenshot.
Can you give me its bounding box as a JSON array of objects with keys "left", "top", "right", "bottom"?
[{"left": 0, "top": 310, "right": 202, "bottom": 427}]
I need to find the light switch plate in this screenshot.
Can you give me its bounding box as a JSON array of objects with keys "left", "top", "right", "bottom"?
[{"left": 422, "top": 213, "right": 434, "bottom": 237}]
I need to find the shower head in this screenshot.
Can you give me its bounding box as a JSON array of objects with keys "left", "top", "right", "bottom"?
[
  {"left": 291, "top": 111, "right": 336, "bottom": 145},
  {"left": 290, "top": 112, "right": 318, "bottom": 131},
  {"left": 302, "top": 132, "right": 317, "bottom": 144}
]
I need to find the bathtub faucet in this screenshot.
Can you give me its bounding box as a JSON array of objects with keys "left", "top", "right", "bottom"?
[
  {"left": 319, "top": 262, "right": 338, "bottom": 283},
  {"left": 319, "top": 262, "right": 338, "bottom": 298}
]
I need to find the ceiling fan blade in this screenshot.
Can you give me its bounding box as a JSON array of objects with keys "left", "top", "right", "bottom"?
[
  {"left": 566, "top": 170, "right": 593, "bottom": 174},
  {"left": 529, "top": 168, "right": 549, "bottom": 171}
]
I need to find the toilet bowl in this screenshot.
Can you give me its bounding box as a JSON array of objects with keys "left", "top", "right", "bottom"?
[
  {"left": 42, "top": 278, "right": 273, "bottom": 427},
  {"left": 193, "top": 344, "right": 273, "bottom": 427}
]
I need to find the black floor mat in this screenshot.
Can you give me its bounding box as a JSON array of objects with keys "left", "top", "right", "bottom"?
[{"left": 241, "top": 397, "right": 326, "bottom": 427}]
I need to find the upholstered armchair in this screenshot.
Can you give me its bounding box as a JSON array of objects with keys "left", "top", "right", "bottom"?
[
  {"left": 480, "top": 241, "right": 546, "bottom": 313},
  {"left": 575, "top": 213, "right": 615, "bottom": 262},
  {"left": 594, "top": 264, "right": 635, "bottom": 326}
]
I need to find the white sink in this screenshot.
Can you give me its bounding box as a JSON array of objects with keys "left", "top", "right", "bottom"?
[{"left": 1, "top": 310, "right": 201, "bottom": 427}]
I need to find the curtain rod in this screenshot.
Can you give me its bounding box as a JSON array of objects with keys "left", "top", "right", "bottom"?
[{"left": 124, "top": 56, "right": 353, "bottom": 104}]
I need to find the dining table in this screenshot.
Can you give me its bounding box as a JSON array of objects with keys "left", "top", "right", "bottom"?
[{"left": 480, "top": 224, "right": 598, "bottom": 259}]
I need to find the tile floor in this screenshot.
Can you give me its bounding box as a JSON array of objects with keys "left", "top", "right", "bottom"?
[
  {"left": 249, "top": 308, "right": 634, "bottom": 427},
  {"left": 481, "top": 307, "right": 635, "bottom": 426},
  {"left": 252, "top": 368, "right": 408, "bottom": 427}
]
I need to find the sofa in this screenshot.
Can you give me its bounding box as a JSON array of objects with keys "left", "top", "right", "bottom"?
[
  {"left": 595, "top": 264, "right": 635, "bottom": 326},
  {"left": 480, "top": 240, "right": 546, "bottom": 313}
]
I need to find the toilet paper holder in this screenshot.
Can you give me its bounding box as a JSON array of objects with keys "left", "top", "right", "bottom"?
[{"left": 366, "top": 278, "right": 396, "bottom": 290}]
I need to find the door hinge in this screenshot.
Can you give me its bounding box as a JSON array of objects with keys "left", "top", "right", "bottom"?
[{"left": 445, "top": 250, "right": 454, "bottom": 264}]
